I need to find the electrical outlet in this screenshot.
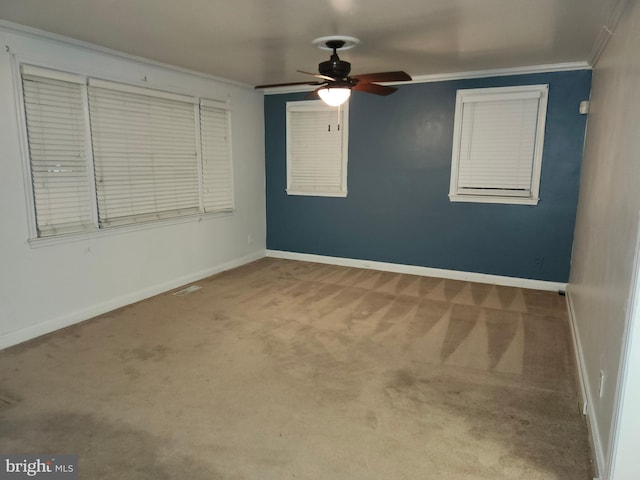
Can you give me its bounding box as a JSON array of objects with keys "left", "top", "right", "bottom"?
[
  {"left": 247, "top": 234, "right": 253, "bottom": 245},
  {"left": 599, "top": 370, "right": 606, "bottom": 398}
]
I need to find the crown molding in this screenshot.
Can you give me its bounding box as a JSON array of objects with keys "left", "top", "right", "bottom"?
[
  {"left": 402, "top": 61, "right": 591, "bottom": 84},
  {"left": 589, "top": 0, "right": 629, "bottom": 66},
  {"left": 260, "top": 61, "right": 592, "bottom": 95},
  {"left": 0, "top": 19, "right": 253, "bottom": 90}
]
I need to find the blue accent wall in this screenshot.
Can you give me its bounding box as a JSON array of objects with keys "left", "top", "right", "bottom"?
[{"left": 264, "top": 70, "right": 592, "bottom": 282}]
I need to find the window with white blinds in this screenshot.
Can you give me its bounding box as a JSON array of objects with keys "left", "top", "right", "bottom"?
[
  {"left": 200, "top": 99, "right": 234, "bottom": 212},
  {"left": 19, "top": 65, "right": 234, "bottom": 239},
  {"left": 449, "top": 85, "right": 548, "bottom": 205},
  {"left": 286, "top": 101, "right": 348, "bottom": 197},
  {"left": 21, "top": 67, "right": 95, "bottom": 237},
  {"left": 89, "top": 79, "right": 200, "bottom": 227}
]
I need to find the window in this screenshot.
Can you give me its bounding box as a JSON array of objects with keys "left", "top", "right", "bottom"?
[
  {"left": 449, "top": 84, "right": 549, "bottom": 205},
  {"left": 20, "top": 65, "right": 234, "bottom": 239},
  {"left": 88, "top": 79, "right": 201, "bottom": 227},
  {"left": 286, "top": 101, "right": 348, "bottom": 197},
  {"left": 200, "top": 99, "right": 234, "bottom": 213},
  {"left": 22, "top": 68, "right": 95, "bottom": 237}
]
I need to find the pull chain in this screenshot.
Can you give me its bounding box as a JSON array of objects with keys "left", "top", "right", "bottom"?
[{"left": 328, "top": 104, "right": 343, "bottom": 132}]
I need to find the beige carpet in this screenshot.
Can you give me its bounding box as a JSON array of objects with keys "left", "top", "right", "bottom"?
[{"left": 0, "top": 258, "right": 592, "bottom": 479}]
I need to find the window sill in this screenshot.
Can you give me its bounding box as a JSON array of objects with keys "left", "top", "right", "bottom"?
[
  {"left": 448, "top": 194, "right": 539, "bottom": 206},
  {"left": 27, "top": 210, "right": 234, "bottom": 248},
  {"left": 286, "top": 190, "right": 348, "bottom": 198}
]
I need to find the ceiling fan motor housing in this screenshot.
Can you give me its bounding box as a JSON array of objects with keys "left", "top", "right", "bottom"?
[
  {"left": 319, "top": 57, "right": 351, "bottom": 80},
  {"left": 319, "top": 39, "right": 351, "bottom": 81}
]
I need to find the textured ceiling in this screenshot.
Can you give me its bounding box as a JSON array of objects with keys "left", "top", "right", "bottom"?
[{"left": 0, "top": 0, "right": 622, "bottom": 86}]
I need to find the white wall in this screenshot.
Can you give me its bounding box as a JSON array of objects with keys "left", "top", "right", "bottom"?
[
  {"left": 609, "top": 251, "right": 640, "bottom": 480},
  {"left": 0, "top": 24, "right": 266, "bottom": 349},
  {"left": 568, "top": 0, "right": 640, "bottom": 477}
]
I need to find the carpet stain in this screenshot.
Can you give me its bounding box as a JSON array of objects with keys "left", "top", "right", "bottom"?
[
  {"left": 0, "top": 413, "right": 227, "bottom": 480},
  {"left": 120, "top": 345, "right": 169, "bottom": 362},
  {"left": 0, "top": 391, "right": 20, "bottom": 410}
]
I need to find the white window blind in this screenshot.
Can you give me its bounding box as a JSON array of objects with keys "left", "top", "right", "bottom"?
[
  {"left": 449, "top": 85, "right": 548, "bottom": 205},
  {"left": 19, "top": 65, "right": 236, "bottom": 240},
  {"left": 88, "top": 79, "right": 200, "bottom": 227},
  {"left": 200, "top": 99, "right": 234, "bottom": 212},
  {"left": 286, "top": 101, "right": 348, "bottom": 197},
  {"left": 21, "top": 67, "right": 94, "bottom": 237}
]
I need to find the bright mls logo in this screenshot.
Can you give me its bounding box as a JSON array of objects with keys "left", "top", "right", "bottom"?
[{"left": 0, "top": 455, "right": 77, "bottom": 480}]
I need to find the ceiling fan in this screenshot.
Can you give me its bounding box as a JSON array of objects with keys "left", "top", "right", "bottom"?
[{"left": 255, "top": 36, "right": 412, "bottom": 107}]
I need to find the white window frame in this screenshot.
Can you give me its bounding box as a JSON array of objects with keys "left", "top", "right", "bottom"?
[
  {"left": 449, "top": 84, "right": 549, "bottom": 205},
  {"left": 286, "top": 100, "right": 349, "bottom": 197},
  {"left": 15, "top": 63, "right": 234, "bottom": 243}
]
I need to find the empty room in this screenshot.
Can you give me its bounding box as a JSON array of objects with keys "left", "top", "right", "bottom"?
[{"left": 0, "top": 0, "right": 638, "bottom": 479}]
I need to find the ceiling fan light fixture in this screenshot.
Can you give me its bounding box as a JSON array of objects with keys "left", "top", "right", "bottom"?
[{"left": 318, "top": 86, "right": 351, "bottom": 107}]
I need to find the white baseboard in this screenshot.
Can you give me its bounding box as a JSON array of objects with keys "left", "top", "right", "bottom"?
[
  {"left": 0, "top": 250, "right": 265, "bottom": 350},
  {"left": 566, "top": 287, "right": 606, "bottom": 479},
  {"left": 266, "top": 250, "right": 567, "bottom": 292}
]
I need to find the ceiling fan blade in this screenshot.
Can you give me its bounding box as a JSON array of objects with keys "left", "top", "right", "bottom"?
[
  {"left": 297, "top": 70, "right": 336, "bottom": 82},
  {"left": 352, "top": 83, "right": 398, "bottom": 96},
  {"left": 305, "top": 88, "right": 321, "bottom": 100},
  {"left": 350, "top": 71, "right": 412, "bottom": 83},
  {"left": 255, "top": 80, "right": 323, "bottom": 89}
]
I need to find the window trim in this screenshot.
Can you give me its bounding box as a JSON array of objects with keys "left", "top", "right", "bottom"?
[
  {"left": 285, "top": 100, "right": 349, "bottom": 198},
  {"left": 26, "top": 209, "right": 233, "bottom": 248},
  {"left": 449, "top": 84, "right": 549, "bottom": 206},
  {"left": 14, "top": 62, "right": 234, "bottom": 243}
]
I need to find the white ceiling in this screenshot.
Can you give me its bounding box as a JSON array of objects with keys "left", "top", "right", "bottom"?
[{"left": 0, "top": 0, "right": 622, "bottom": 86}]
